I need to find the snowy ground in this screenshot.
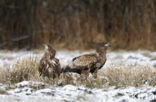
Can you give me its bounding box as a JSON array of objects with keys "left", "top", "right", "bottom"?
[{"left": 0, "top": 50, "right": 156, "bottom": 102}]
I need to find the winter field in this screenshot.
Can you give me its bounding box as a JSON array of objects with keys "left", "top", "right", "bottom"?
[{"left": 0, "top": 50, "right": 156, "bottom": 102}]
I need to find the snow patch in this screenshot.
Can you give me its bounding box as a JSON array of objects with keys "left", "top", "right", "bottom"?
[
  {"left": 1, "top": 81, "right": 156, "bottom": 102},
  {"left": 0, "top": 50, "right": 156, "bottom": 102}
]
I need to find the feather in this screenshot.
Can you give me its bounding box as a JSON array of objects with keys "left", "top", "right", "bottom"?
[
  {"left": 63, "top": 41, "right": 111, "bottom": 79},
  {"left": 38, "top": 44, "right": 61, "bottom": 78}
]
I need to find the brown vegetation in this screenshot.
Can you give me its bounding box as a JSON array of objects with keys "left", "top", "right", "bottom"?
[
  {"left": 0, "top": 56, "right": 155, "bottom": 88},
  {"left": 0, "top": 0, "right": 156, "bottom": 50},
  {"left": 100, "top": 66, "right": 156, "bottom": 87}
]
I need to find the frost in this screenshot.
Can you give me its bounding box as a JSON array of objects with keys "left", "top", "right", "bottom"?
[
  {"left": 1, "top": 81, "right": 156, "bottom": 102},
  {"left": 0, "top": 50, "right": 156, "bottom": 102}
]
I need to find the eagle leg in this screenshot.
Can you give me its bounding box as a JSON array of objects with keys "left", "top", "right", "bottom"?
[
  {"left": 80, "top": 67, "right": 90, "bottom": 80},
  {"left": 92, "top": 68, "right": 98, "bottom": 78}
]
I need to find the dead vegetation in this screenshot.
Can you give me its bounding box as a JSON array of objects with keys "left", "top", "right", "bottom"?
[
  {"left": 0, "top": 57, "right": 155, "bottom": 88},
  {"left": 100, "top": 66, "right": 156, "bottom": 87},
  {"left": 0, "top": 89, "right": 6, "bottom": 94},
  {"left": 0, "top": 0, "right": 156, "bottom": 50},
  {"left": 0, "top": 56, "right": 40, "bottom": 84}
]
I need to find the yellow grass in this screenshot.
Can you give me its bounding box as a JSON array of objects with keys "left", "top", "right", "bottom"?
[
  {"left": 99, "top": 66, "right": 156, "bottom": 87},
  {"left": 0, "top": 57, "right": 155, "bottom": 88},
  {"left": 0, "top": 89, "right": 6, "bottom": 94}
]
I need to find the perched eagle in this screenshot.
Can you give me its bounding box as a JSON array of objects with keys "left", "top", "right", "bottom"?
[
  {"left": 38, "top": 44, "right": 61, "bottom": 78},
  {"left": 63, "top": 41, "right": 111, "bottom": 79}
]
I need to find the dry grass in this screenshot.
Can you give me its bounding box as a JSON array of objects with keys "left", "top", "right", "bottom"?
[
  {"left": 0, "top": 1, "right": 156, "bottom": 50},
  {"left": 100, "top": 66, "right": 156, "bottom": 87},
  {"left": 142, "top": 51, "right": 153, "bottom": 58},
  {"left": 0, "top": 89, "right": 6, "bottom": 94},
  {"left": 154, "top": 64, "right": 156, "bottom": 68},
  {"left": 0, "top": 57, "right": 155, "bottom": 88},
  {"left": 0, "top": 56, "right": 40, "bottom": 84}
]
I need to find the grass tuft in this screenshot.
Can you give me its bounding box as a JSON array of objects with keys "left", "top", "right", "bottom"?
[
  {"left": 100, "top": 66, "right": 156, "bottom": 87},
  {"left": 0, "top": 57, "right": 155, "bottom": 88},
  {"left": 0, "top": 56, "right": 40, "bottom": 84},
  {"left": 0, "top": 89, "right": 6, "bottom": 94}
]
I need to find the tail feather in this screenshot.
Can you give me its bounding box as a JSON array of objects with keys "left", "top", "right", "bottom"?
[{"left": 62, "top": 66, "right": 81, "bottom": 74}]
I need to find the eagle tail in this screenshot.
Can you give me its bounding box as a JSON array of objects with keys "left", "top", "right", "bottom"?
[{"left": 62, "top": 66, "right": 81, "bottom": 74}]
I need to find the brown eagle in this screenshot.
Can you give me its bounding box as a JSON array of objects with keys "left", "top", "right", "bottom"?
[
  {"left": 63, "top": 41, "right": 111, "bottom": 79},
  {"left": 38, "top": 44, "right": 61, "bottom": 78}
]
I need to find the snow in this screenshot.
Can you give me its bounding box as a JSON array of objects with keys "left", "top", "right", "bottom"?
[
  {"left": 105, "top": 50, "right": 156, "bottom": 69},
  {"left": 0, "top": 50, "right": 156, "bottom": 102},
  {"left": 0, "top": 50, "right": 156, "bottom": 69},
  {"left": 0, "top": 50, "right": 42, "bottom": 69},
  {"left": 1, "top": 81, "right": 156, "bottom": 102}
]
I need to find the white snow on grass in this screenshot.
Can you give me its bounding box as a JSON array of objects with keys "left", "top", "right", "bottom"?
[
  {"left": 0, "top": 50, "right": 156, "bottom": 69},
  {"left": 105, "top": 50, "right": 156, "bottom": 69},
  {"left": 0, "top": 50, "right": 42, "bottom": 69},
  {"left": 1, "top": 81, "right": 156, "bottom": 102},
  {"left": 0, "top": 50, "right": 156, "bottom": 102}
]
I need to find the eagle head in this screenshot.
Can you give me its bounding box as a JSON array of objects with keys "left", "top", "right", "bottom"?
[{"left": 43, "top": 44, "right": 56, "bottom": 58}]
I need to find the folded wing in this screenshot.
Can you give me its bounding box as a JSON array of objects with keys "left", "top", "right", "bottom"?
[{"left": 72, "top": 54, "right": 97, "bottom": 68}]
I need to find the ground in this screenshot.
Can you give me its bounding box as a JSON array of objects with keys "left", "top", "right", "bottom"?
[{"left": 0, "top": 50, "right": 156, "bottom": 102}]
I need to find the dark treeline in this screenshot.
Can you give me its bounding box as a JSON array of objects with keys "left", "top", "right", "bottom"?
[{"left": 0, "top": 0, "right": 156, "bottom": 50}]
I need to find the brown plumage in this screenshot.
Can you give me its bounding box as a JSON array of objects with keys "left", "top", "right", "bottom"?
[
  {"left": 63, "top": 41, "right": 111, "bottom": 79},
  {"left": 38, "top": 44, "right": 61, "bottom": 78}
]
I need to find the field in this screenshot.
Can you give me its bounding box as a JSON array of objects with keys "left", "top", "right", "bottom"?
[
  {"left": 0, "top": 50, "right": 156, "bottom": 102},
  {"left": 0, "top": 1, "right": 156, "bottom": 102}
]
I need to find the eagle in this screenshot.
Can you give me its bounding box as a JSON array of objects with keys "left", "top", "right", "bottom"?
[
  {"left": 38, "top": 44, "right": 61, "bottom": 79},
  {"left": 63, "top": 41, "right": 111, "bottom": 79}
]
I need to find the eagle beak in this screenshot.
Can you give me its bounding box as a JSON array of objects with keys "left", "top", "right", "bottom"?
[
  {"left": 105, "top": 43, "right": 111, "bottom": 47},
  {"left": 42, "top": 44, "right": 48, "bottom": 50}
]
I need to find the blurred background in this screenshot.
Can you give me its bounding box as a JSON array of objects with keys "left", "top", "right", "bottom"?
[{"left": 0, "top": 0, "right": 156, "bottom": 50}]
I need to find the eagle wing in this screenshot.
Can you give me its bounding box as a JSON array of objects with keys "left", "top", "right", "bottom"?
[
  {"left": 38, "top": 57, "right": 48, "bottom": 76},
  {"left": 72, "top": 54, "right": 97, "bottom": 68},
  {"left": 48, "top": 58, "right": 61, "bottom": 73}
]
